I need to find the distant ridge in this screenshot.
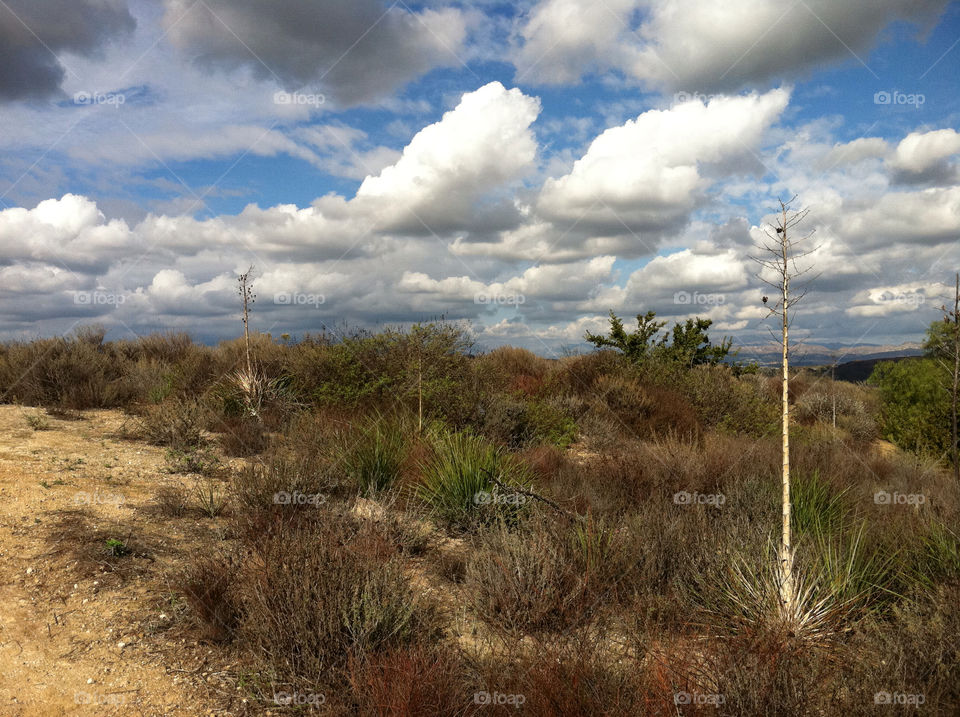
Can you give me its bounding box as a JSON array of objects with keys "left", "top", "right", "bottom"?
[{"left": 738, "top": 342, "right": 924, "bottom": 367}]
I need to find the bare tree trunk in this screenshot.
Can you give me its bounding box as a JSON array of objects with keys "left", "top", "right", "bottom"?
[
  {"left": 242, "top": 284, "right": 252, "bottom": 376},
  {"left": 753, "top": 198, "right": 815, "bottom": 627},
  {"left": 953, "top": 273, "right": 959, "bottom": 485},
  {"left": 778, "top": 204, "right": 795, "bottom": 617}
]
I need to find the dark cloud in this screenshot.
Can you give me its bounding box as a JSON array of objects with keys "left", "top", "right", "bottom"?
[
  {"left": 163, "top": 0, "right": 465, "bottom": 105},
  {"left": 0, "top": 0, "right": 135, "bottom": 101}
]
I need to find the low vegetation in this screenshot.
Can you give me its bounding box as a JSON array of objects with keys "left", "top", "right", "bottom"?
[{"left": 4, "top": 319, "right": 959, "bottom": 714}]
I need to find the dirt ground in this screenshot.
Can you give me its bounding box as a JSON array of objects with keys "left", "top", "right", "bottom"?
[{"left": 0, "top": 405, "right": 243, "bottom": 716}]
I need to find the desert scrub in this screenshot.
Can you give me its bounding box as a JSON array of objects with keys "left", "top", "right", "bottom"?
[
  {"left": 340, "top": 416, "right": 409, "bottom": 495},
  {"left": 138, "top": 397, "right": 205, "bottom": 449},
  {"left": 416, "top": 431, "right": 532, "bottom": 530},
  {"left": 238, "top": 515, "right": 440, "bottom": 688},
  {"left": 164, "top": 446, "right": 221, "bottom": 475},
  {"left": 23, "top": 412, "right": 50, "bottom": 431},
  {"left": 464, "top": 518, "right": 601, "bottom": 634}
]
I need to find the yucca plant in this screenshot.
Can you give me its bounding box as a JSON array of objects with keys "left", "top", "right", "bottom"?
[
  {"left": 910, "top": 521, "right": 960, "bottom": 587},
  {"left": 807, "top": 521, "right": 905, "bottom": 618},
  {"left": 416, "top": 431, "right": 531, "bottom": 529},
  {"left": 696, "top": 539, "right": 845, "bottom": 644},
  {"left": 341, "top": 416, "right": 408, "bottom": 496},
  {"left": 195, "top": 477, "right": 228, "bottom": 518},
  {"left": 791, "top": 470, "right": 850, "bottom": 538}
]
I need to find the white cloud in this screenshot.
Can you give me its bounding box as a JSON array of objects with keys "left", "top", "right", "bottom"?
[
  {"left": 356, "top": 81, "right": 541, "bottom": 232},
  {"left": 516, "top": 0, "right": 948, "bottom": 92},
  {"left": 538, "top": 90, "right": 789, "bottom": 233},
  {"left": 888, "top": 129, "right": 960, "bottom": 182}
]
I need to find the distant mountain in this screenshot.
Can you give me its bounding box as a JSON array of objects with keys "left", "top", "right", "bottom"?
[
  {"left": 737, "top": 342, "right": 924, "bottom": 367},
  {"left": 734, "top": 342, "right": 923, "bottom": 366}
]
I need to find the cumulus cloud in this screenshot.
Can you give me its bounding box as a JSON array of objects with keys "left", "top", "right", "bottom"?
[
  {"left": 515, "top": 0, "right": 948, "bottom": 91},
  {"left": 3, "top": 74, "right": 960, "bottom": 352},
  {"left": 888, "top": 129, "right": 960, "bottom": 184},
  {"left": 0, "top": 0, "right": 135, "bottom": 101},
  {"left": 355, "top": 81, "right": 540, "bottom": 233},
  {"left": 537, "top": 89, "right": 789, "bottom": 234},
  {"left": 162, "top": 0, "right": 467, "bottom": 105}
]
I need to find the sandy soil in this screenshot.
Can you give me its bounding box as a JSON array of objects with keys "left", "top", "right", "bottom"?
[{"left": 0, "top": 405, "right": 241, "bottom": 716}]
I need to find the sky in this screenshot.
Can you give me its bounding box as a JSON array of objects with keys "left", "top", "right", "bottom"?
[{"left": 1, "top": 0, "right": 959, "bottom": 358}]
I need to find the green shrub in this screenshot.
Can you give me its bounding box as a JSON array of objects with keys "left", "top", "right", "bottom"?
[
  {"left": 869, "top": 358, "right": 951, "bottom": 456},
  {"left": 341, "top": 417, "right": 409, "bottom": 495},
  {"left": 791, "top": 470, "right": 851, "bottom": 538},
  {"left": 417, "top": 431, "right": 532, "bottom": 529}
]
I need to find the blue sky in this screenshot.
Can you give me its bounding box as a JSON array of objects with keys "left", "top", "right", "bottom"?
[{"left": 1, "top": 0, "right": 959, "bottom": 355}]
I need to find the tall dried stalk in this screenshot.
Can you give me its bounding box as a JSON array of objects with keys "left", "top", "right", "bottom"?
[{"left": 752, "top": 198, "right": 817, "bottom": 623}]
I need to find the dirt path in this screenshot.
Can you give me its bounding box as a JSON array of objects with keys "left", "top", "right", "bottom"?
[{"left": 0, "top": 406, "right": 235, "bottom": 716}]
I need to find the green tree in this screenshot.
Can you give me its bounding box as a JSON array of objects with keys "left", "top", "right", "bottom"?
[
  {"left": 584, "top": 310, "right": 666, "bottom": 363},
  {"left": 662, "top": 317, "right": 734, "bottom": 367},
  {"left": 868, "top": 357, "right": 951, "bottom": 456},
  {"left": 584, "top": 310, "right": 733, "bottom": 367}
]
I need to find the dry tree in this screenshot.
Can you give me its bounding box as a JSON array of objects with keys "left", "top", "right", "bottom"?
[{"left": 751, "top": 197, "right": 818, "bottom": 626}]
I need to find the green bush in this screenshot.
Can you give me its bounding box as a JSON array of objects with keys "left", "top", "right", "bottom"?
[
  {"left": 869, "top": 358, "right": 951, "bottom": 455},
  {"left": 340, "top": 417, "right": 409, "bottom": 495},
  {"left": 417, "top": 431, "right": 532, "bottom": 529}
]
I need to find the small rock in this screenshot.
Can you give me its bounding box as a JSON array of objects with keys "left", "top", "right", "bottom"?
[
  {"left": 25, "top": 568, "right": 33, "bottom": 574},
  {"left": 87, "top": 678, "right": 94, "bottom": 685}
]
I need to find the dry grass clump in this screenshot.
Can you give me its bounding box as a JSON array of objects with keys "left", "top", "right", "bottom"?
[
  {"left": 138, "top": 397, "right": 206, "bottom": 449},
  {"left": 208, "top": 512, "right": 441, "bottom": 696}
]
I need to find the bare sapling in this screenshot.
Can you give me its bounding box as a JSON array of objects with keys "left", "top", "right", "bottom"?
[{"left": 752, "top": 197, "right": 817, "bottom": 625}]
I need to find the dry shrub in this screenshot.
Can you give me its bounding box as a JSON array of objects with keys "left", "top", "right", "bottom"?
[
  {"left": 179, "top": 554, "right": 239, "bottom": 642},
  {"left": 347, "top": 643, "right": 472, "bottom": 717},
  {"left": 138, "top": 397, "right": 206, "bottom": 449},
  {"left": 231, "top": 451, "right": 337, "bottom": 527},
  {"left": 560, "top": 432, "right": 777, "bottom": 516},
  {"left": 238, "top": 514, "right": 441, "bottom": 689},
  {"left": 519, "top": 443, "right": 564, "bottom": 481},
  {"left": 215, "top": 415, "right": 268, "bottom": 456},
  {"left": 841, "top": 584, "right": 960, "bottom": 714},
  {"left": 474, "top": 636, "right": 645, "bottom": 717},
  {"left": 586, "top": 375, "right": 701, "bottom": 442},
  {"left": 153, "top": 484, "right": 190, "bottom": 517},
  {"left": 547, "top": 350, "right": 627, "bottom": 396},
  {"left": 463, "top": 516, "right": 622, "bottom": 635},
  {"left": 479, "top": 346, "right": 551, "bottom": 394}
]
